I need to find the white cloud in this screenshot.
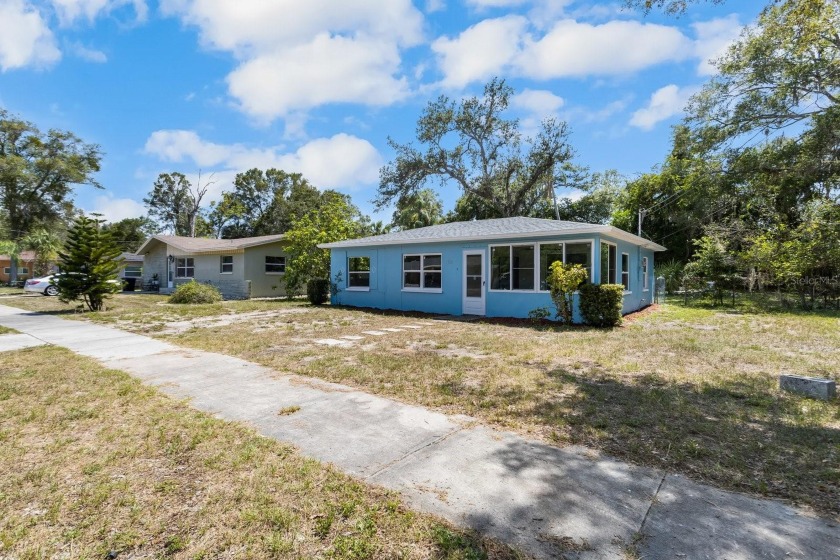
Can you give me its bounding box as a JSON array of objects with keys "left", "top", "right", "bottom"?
[
  {"left": 227, "top": 34, "right": 409, "bottom": 121},
  {"left": 0, "top": 0, "right": 61, "bottom": 71},
  {"left": 432, "top": 15, "right": 528, "bottom": 88},
  {"left": 693, "top": 14, "right": 742, "bottom": 76},
  {"left": 160, "top": 0, "right": 423, "bottom": 122},
  {"left": 50, "top": 0, "right": 148, "bottom": 25},
  {"left": 69, "top": 41, "right": 107, "bottom": 62},
  {"left": 466, "top": 0, "right": 528, "bottom": 7},
  {"left": 511, "top": 88, "right": 564, "bottom": 116},
  {"left": 517, "top": 19, "right": 693, "bottom": 79},
  {"left": 629, "top": 84, "right": 699, "bottom": 130},
  {"left": 89, "top": 194, "right": 147, "bottom": 222},
  {"left": 144, "top": 130, "right": 383, "bottom": 191}
]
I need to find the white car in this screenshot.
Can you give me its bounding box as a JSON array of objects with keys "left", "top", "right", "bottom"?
[
  {"left": 24, "top": 274, "right": 121, "bottom": 296},
  {"left": 24, "top": 275, "right": 60, "bottom": 296}
]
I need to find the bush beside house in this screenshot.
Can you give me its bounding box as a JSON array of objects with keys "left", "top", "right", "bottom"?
[
  {"left": 579, "top": 284, "right": 625, "bottom": 327},
  {"left": 169, "top": 280, "right": 222, "bottom": 304}
]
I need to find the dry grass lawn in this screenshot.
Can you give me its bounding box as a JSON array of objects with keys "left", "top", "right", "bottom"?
[
  {"left": 5, "top": 294, "right": 840, "bottom": 519},
  {"left": 0, "top": 345, "right": 524, "bottom": 559}
]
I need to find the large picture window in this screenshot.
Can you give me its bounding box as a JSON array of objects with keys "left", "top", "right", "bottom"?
[
  {"left": 348, "top": 257, "right": 370, "bottom": 288},
  {"left": 403, "top": 254, "right": 441, "bottom": 290},
  {"left": 621, "top": 253, "right": 630, "bottom": 291},
  {"left": 600, "top": 243, "right": 616, "bottom": 284},
  {"left": 176, "top": 258, "right": 194, "bottom": 278},
  {"left": 4, "top": 267, "right": 29, "bottom": 275},
  {"left": 265, "top": 256, "right": 285, "bottom": 274},
  {"left": 564, "top": 243, "right": 592, "bottom": 284},
  {"left": 491, "top": 245, "right": 534, "bottom": 290}
]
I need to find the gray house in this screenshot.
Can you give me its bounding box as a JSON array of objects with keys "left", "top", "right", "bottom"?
[{"left": 136, "top": 234, "right": 289, "bottom": 299}]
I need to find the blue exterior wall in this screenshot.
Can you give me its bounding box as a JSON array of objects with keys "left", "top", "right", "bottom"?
[{"left": 329, "top": 234, "right": 656, "bottom": 321}]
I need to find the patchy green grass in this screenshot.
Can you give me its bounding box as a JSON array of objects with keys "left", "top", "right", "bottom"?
[
  {"left": 5, "top": 295, "right": 840, "bottom": 518},
  {"left": 0, "top": 346, "right": 524, "bottom": 559},
  {"left": 0, "top": 286, "right": 25, "bottom": 296},
  {"left": 0, "top": 325, "right": 18, "bottom": 334}
]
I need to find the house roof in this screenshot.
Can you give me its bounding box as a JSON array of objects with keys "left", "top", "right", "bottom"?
[
  {"left": 319, "top": 217, "right": 667, "bottom": 251},
  {"left": 0, "top": 250, "right": 37, "bottom": 261},
  {"left": 119, "top": 252, "right": 144, "bottom": 263},
  {"left": 136, "top": 234, "right": 286, "bottom": 255}
]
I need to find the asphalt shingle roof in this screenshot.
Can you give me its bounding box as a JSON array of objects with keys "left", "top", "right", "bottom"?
[
  {"left": 320, "top": 217, "right": 666, "bottom": 251},
  {"left": 137, "top": 234, "right": 286, "bottom": 255}
]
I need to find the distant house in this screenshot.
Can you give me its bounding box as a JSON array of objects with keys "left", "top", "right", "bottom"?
[
  {"left": 320, "top": 217, "right": 666, "bottom": 320},
  {"left": 117, "top": 252, "right": 144, "bottom": 281},
  {"left": 0, "top": 250, "right": 37, "bottom": 283},
  {"left": 136, "top": 234, "right": 289, "bottom": 299}
]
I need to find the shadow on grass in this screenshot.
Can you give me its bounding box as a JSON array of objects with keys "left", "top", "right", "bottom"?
[{"left": 504, "top": 368, "right": 840, "bottom": 518}]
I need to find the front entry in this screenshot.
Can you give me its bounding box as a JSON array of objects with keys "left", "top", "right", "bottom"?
[{"left": 462, "top": 251, "right": 485, "bottom": 316}]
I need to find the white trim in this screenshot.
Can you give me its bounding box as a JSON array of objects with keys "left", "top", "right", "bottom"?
[
  {"left": 621, "top": 252, "right": 631, "bottom": 292},
  {"left": 346, "top": 287, "right": 370, "bottom": 292},
  {"left": 265, "top": 272, "right": 284, "bottom": 276},
  {"left": 401, "top": 288, "right": 443, "bottom": 294},
  {"left": 488, "top": 243, "right": 538, "bottom": 292},
  {"left": 347, "top": 256, "right": 371, "bottom": 289},
  {"left": 599, "top": 241, "right": 617, "bottom": 285},
  {"left": 535, "top": 239, "right": 595, "bottom": 293},
  {"left": 320, "top": 224, "right": 666, "bottom": 251},
  {"left": 401, "top": 253, "right": 442, "bottom": 291},
  {"left": 642, "top": 256, "right": 650, "bottom": 291}
]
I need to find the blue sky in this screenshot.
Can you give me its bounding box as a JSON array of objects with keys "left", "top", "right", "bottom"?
[{"left": 0, "top": 0, "right": 763, "bottom": 225}]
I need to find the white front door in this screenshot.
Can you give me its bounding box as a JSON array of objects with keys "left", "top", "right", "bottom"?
[{"left": 462, "top": 251, "right": 485, "bottom": 316}]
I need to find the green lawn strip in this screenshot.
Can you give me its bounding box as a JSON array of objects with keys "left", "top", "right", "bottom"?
[
  {"left": 0, "top": 346, "right": 525, "bottom": 560},
  {"left": 0, "top": 326, "right": 19, "bottom": 335}
]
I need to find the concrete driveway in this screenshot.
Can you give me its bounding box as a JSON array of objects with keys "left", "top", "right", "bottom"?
[{"left": 1, "top": 304, "right": 837, "bottom": 559}]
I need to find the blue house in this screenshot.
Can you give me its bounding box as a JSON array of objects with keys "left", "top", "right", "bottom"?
[{"left": 320, "top": 217, "right": 666, "bottom": 320}]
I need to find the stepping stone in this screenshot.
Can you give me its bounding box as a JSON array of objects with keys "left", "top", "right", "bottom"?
[
  {"left": 362, "top": 330, "right": 387, "bottom": 336},
  {"left": 398, "top": 325, "right": 422, "bottom": 329},
  {"left": 314, "top": 338, "right": 351, "bottom": 346},
  {"left": 340, "top": 335, "right": 365, "bottom": 341},
  {"left": 381, "top": 328, "right": 404, "bottom": 333}
]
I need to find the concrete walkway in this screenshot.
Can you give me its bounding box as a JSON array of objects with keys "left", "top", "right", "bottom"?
[{"left": 0, "top": 305, "right": 837, "bottom": 559}]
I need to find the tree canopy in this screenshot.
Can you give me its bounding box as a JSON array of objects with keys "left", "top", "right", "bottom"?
[
  {"left": 377, "top": 78, "right": 578, "bottom": 218},
  {"left": 55, "top": 215, "right": 122, "bottom": 311}
]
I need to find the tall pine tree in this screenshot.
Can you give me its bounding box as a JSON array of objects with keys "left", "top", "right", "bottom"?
[{"left": 56, "top": 215, "right": 122, "bottom": 311}]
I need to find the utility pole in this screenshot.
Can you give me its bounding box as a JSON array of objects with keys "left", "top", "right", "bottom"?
[{"left": 637, "top": 208, "right": 647, "bottom": 237}]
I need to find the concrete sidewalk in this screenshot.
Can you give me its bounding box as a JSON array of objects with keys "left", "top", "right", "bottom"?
[{"left": 1, "top": 305, "right": 837, "bottom": 559}]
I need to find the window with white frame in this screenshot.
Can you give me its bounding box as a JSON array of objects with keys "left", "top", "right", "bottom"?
[
  {"left": 402, "top": 254, "right": 441, "bottom": 290},
  {"left": 600, "top": 243, "right": 616, "bottom": 284},
  {"left": 491, "top": 245, "right": 534, "bottom": 290},
  {"left": 348, "top": 257, "right": 370, "bottom": 288},
  {"left": 123, "top": 266, "right": 142, "bottom": 278},
  {"left": 642, "top": 257, "right": 649, "bottom": 290},
  {"left": 538, "top": 242, "right": 593, "bottom": 289},
  {"left": 220, "top": 255, "right": 233, "bottom": 274},
  {"left": 4, "top": 267, "right": 29, "bottom": 275},
  {"left": 265, "top": 256, "right": 285, "bottom": 274},
  {"left": 621, "top": 253, "right": 630, "bottom": 291},
  {"left": 176, "top": 258, "right": 194, "bottom": 278}
]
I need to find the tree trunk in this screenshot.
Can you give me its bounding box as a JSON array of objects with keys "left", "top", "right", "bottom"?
[{"left": 9, "top": 256, "right": 18, "bottom": 285}]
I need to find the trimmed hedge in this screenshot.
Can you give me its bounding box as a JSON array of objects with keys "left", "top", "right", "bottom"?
[
  {"left": 169, "top": 280, "right": 223, "bottom": 304},
  {"left": 306, "top": 278, "right": 330, "bottom": 305},
  {"left": 579, "top": 283, "right": 624, "bottom": 327}
]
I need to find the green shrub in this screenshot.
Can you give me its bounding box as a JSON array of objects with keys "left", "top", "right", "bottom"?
[
  {"left": 169, "top": 280, "right": 222, "bottom": 304},
  {"left": 579, "top": 283, "right": 625, "bottom": 327},
  {"left": 527, "top": 306, "right": 551, "bottom": 322},
  {"left": 306, "top": 278, "right": 330, "bottom": 305},
  {"left": 547, "top": 262, "right": 588, "bottom": 324}
]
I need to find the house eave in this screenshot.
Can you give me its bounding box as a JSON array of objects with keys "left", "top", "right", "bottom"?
[{"left": 319, "top": 226, "right": 667, "bottom": 252}]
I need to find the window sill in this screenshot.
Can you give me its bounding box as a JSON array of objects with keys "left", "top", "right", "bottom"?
[
  {"left": 402, "top": 288, "right": 443, "bottom": 294},
  {"left": 220, "top": 272, "right": 233, "bottom": 275},
  {"left": 346, "top": 287, "right": 370, "bottom": 292},
  {"left": 488, "top": 289, "right": 540, "bottom": 293},
  {"left": 623, "top": 290, "right": 632, "bottom": 295},
  {"left": 643, "top": 289, "right": 650, "bottom": 292},
  {"left": 265, "top": 272, "right": 285, "bottom": 275}
]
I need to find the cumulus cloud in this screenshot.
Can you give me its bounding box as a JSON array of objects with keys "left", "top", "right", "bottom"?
[
  {"left": 0, "top": 0, "right": 61, "bottom": 71},
  {"left": 517, "top": 19, "right": 693, "bottom": 79},
  {"left": 629, "top": 84, "right": 699, "bottom": 130},
  {"left": 227, "top": 34, "right": 408, "bottom": 121},
  {"left": 693, "top": 14, "right": 742, "bottom": 76},
  {"left": 511, "top": 88, "right": 564, "bottom": 115},
  {"left": 144, "top": 130, "right": 383, "bottom": 191},
  {"left": 160, "top": 0, "right": 423, "bottom": 122},
  {"left": 89, "top": 194, "right": 147, "bottom": 222},
  {"left": 432, "top": 16, "right": 527, "bottom": 88}
]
